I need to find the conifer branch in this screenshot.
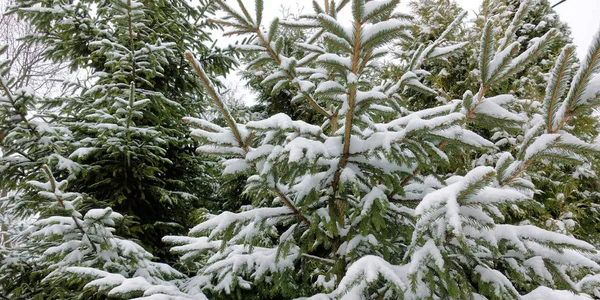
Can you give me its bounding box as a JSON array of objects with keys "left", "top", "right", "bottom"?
[
  {"left": 235, "top": 0, "right": 254, "bottom": 24},
  {"left": 400, "top": 141, "right": 449, "bottom": 188},
  {"left": 456, "top": 171, "right": 494, "bottom": 203},
  {"left": 330, "top": 0, "right": 364, "bottom": 226},
  {"left": 213, "top": 0, "right": 332, "bottom": 120},
  {"left": 357, "top": 50, "right": 373, "bottom": 74},
  {"left": 126, "top": 0, "right": 137, "bottom": 84},
  {"left": 40, "top": 164, "right": 98, "bottom": 254},
  {"left": 123, "top": 0, "right": 140, "bottom": 172},
  {"left": 336, "top": 0, "right": 350, "bottom": 13},
  {"left": 545, "top": 45, "right": 576, "bottom": 132},
  {"left": 255, "top": 0, "right": 263, "bottom": 27},
  {"left": 214, "top": 0, "right": 253, "bottom": 29},
  {"left": 0, "top": 78, "right": 40, "bottom": 140},
  {"left": 554, "top": 33, "right": 600, "bottom": 132},
  {"left": 185, "top": 51, "right": 246, "bottom": 151},
  {"left": 302, "top": 252, "right": 335, "bottom": 264},
  {"left": 497, "top": 0, "right": 531, "bottom": 50},
  {"left": 124, "top": 82, "right": 134, "bottom": 168},
  {"left": 495, "top": 29, "right": 558, "bottom": 84},
  {"left": 186, "top": 51, "right": 311, "bottom": 227},
  {"left": 479, "top": 21, "right": 495, "bottom": 87},
  {"left": 254, "top": 25, "right": 332, "bottom": 120},
  {"left": 323, "top": 0, "right": 372, "bottom": 283},
  {"left": 274, "top": 188, "right": 310, "bottom": 226}
]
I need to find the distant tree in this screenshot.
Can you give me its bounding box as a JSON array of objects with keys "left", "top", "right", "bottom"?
[
  {"left": 8, "top": 0, "right": 236, "bottom": 262},
  {"left": 1, "top": 0, "right": 235, "bottom": 297},
  {"left": 0, "top": 0, "right": 67, "bottom": 94}
]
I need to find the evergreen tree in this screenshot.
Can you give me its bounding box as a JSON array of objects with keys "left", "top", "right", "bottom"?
[
  {"left": 166, "top": 0, "right": 600, "bottom": 298},
  {"left": 472, "top": 0, "right": 600, "bottom": 247},
  {"left": 0, "top": 45, "right": 186, "bottom": 299},
  {"left": 9, "top": 0, "right": 236, "bottom": 260},
  {"left": 3, "top": 0, "right": 600, "bottom": 299},
  {"left": 393, "top": 0, "right": 600, "bottom": 247}
]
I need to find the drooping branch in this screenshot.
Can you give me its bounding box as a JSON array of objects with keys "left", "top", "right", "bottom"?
[{"left": 40, "top": 165, "right": 99, "bottom": 254}]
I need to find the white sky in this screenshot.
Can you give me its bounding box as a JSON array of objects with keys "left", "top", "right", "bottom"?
[{"left": 216, "top": 0, "right": 600, "bottom": 104}]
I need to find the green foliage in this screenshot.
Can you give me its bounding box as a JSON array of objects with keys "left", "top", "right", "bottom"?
[
  {"left": 1, "top": 0, "right": 236, "bottom": 297},
  {"left": 8, "top": 0, "right": 237, "bottom": 262},
  {"left": 3, "top": 0, "right": 600, "bottom": 299},
  {"left": 166, "top": 0, "right": 600, "bottom": 299}
]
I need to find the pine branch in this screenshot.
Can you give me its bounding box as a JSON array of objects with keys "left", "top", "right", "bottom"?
[
  {"left": 235, "top": 0, "right": 254, "bottom": 24},
  {"left": 124, "top": 82, "right": 134, "bottom": 168},
  {"left": 479, "top": 21, "right": 495, "bottom": 88},
  {"left": 255, "top": 0, "right": 263, "bottom": 27},
  {"left": 497, "top": 0, "right": 531, "bottom": 51},
  {"left": 274, "top": 188, "right": 310, "bottom": 226},
  {"left": 554, "top": 29, "right": 600, "bottom": 132},
  {"left": 253, "top": 23, "right": 332, "bottom": 120},
  {"left": 456, "top": 170, "right": 494, "bottom": 203},
  {"left": 126, "top": 0, "right": 137, "bottom": 84},
  {"left": 399, "top": 141, "right": 448, "bottom": 188},
  {"left": 185, "top": 51, "right": 246, "bottom": 151}
]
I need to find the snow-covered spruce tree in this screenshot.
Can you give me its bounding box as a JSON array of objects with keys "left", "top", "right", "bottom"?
[
  {"left": 0, "top": 44, "right": 71, "bottom": 297},
  {"left": 0, "top": 42, "right": 74, "bottom": 235},
  {"left": 166, "top": 0, "right": 600, "bottom": 298},
  {"left": 2, "top": 167, "right": 187, "bottom": 299},
  {"left": 471, "top": 0, "right": 600, "bottom": 246},
  {"left": 0, "top": 45, "right": 187, "bottom": 299},
  {"left": 10, "top": 0, "right": 236, "bottom": 260},
  {"left": 395, "top": 0, "right": 600, "bottom": 246}
]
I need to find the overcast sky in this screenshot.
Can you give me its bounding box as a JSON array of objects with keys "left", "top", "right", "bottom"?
[{"left": 217, "top": 0, "right": 600, "bottom": 104}]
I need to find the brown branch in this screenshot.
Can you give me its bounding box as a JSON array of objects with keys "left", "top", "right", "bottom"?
[
  {"left": 274, "top": 188, "right": 310, "bottom": 226},
  {"left": 547, "top": 48, "right": 575, "bottom": 133},
  {"left": 329, "top": 12, "right": 363, "bottom": 225},
  {"left": 185, "top": 52, "right": 246, "bottom": 151}
]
